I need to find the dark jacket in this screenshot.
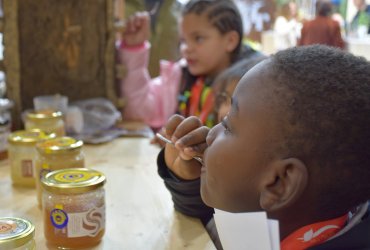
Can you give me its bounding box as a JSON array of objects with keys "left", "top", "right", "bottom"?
[
  {"left": 157, "top": 149, "right": 370, "bottom": 250},
  {"left": 157, "top": 149, "right": 214, "bottom": 224}
]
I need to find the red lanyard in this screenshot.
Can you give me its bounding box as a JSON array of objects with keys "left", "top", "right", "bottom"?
[{"left": 281, "top": 213, "right": 348, "bottom": 250}]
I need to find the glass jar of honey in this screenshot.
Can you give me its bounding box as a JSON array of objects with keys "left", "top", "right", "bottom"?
[
  {"left": 41, "top": 168, "right": 106, "bottom": 249},
  {"left": 0, "top": 98, "right": 13, "bottom": 161},
  {"left": 25, "top": 110, "right": 65, "bottom": 136},
  {"left": 8, "top": 130, "right": 55, "bottom": 187},
  {"left": 0, "top": 217, "right": 35, "bottom": 250},
  {"left": 35, "top": 137, "right": 84, "bottom": 207}
]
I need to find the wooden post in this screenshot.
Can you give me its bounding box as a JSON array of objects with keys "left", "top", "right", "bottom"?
[
  {"left": 3, "top": 0, "right": 119, "bottom": 129},
  {"left": 3, "top": 0, "right": 21, "bottom": 129}
]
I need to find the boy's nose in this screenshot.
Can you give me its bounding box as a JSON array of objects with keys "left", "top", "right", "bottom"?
[{"left": 206, "top": 123, "right": 222, "bottom": 146}]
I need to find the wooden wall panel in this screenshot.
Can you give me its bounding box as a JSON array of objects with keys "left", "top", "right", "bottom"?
[{"left": 4, "top": 0, "right": 118, "bottom": 129}]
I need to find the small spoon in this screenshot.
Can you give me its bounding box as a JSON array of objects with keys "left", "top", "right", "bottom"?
[{"left": 155, "top": 133, "right": 203, "bottom": 165}]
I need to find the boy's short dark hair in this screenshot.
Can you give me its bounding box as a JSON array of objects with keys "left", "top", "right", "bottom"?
[{"left": 269, "top": 45, "right": 370, "bottom": 211}]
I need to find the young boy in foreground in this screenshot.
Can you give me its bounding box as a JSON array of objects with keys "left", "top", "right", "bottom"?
[{"left": 157, "top": 45, "right": 370, "bottom": 249}]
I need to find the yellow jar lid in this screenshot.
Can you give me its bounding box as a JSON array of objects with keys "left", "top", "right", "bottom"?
[
  {"left": 36, "top": 137, "right": 83, "bottom": 154},
  {"left": 41, "top": 168, "right": 106, "bottom": 194},
  {"left": 0, "top": 217, "right": 35, "bottom": 249},
  {"left": 8, "top": 130, "right": 55, "bottom": 145},
  {"left": 26, "top": 109, "right": 63, "bottom": 120}
]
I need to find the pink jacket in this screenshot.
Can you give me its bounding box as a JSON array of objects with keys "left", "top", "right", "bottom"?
[{"left": 118, "top": 41, "right": 182, "bottom": 128}]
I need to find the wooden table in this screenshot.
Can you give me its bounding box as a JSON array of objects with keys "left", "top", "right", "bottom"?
[{"left": 0, "top": 137, "right": 216, "bottom": 250}]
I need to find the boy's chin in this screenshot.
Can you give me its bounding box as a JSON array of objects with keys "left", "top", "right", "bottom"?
[
  {"left": 200, "top": 183, "right": 224, "bottom": 210},
  {"left": 200, "top": 183, "right": 214, "bottom": 207}
]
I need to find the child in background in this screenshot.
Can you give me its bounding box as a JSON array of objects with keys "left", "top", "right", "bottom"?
[
  {"left": 273, "top": 2, "right": 301, "bottom": 51},
  {"left": 212, "top": 55, "right": 267, "bottom": 123},
  {"left": 158, "top": 45, "right": 370, "bottom": 249},
  {"left": 118, "top": 0, "right": 260, "bottom": 131}
]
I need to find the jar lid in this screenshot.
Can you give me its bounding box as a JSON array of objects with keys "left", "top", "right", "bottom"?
[
  {"left": 26, "top": 109, "right": 63, "bottom": 120},
  {"left": 0, "top": 217, "right": 35, "bottom": 249},
  {"left": 36, "top": 137, "right": 83, "bottom": 154},
  {"left": 41, "top": 168, "right": 106, "bottom": 194},
  {"left": 8, "top": 130, "right": 55, "bottom": 145}
]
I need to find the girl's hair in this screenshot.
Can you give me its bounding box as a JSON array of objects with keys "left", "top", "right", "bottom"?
[{"left": 182, "top": 0, "right": 243, "bottom": 63}]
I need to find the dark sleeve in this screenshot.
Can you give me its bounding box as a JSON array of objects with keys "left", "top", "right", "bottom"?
[{"left": 157, "top": 149, "right": 214, "bottom": 225}]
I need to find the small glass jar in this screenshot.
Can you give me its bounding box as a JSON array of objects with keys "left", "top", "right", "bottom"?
[
  {"left": 0, "top": 98, "right": 13, "bottom": 161},
  {"left": 42, "top": 168, "right": 106, "bottom": 249},
  {"left": 8, "top": 130, "right": 55, "bottom": 187},
  {"left": 0, "top": 217, "right": 35, "bottom": 250},
  {"left": 35, "top": 137, "right": 85, "bottom": 207},
  {"left": 25, "top": 110, "right": 65, "bottom": 136}
]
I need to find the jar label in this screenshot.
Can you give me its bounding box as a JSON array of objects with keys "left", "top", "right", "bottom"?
[
  {"left": 66, "top": 205, "right": 105, "bottom": 238},
  {"left": 49, "top": 205, "right": 105, "bottom": 238},
  {"left": 21, "top": 160, "right": 34, "bottom": 177},
  {"left": 50, "top": 209, "right": 69, "bottom": 229}
]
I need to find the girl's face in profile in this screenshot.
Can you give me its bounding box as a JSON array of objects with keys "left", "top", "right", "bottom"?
[
  {"left": 179, "top": 13, "right": 236, "bottom": 78},
  {"left": 201, "top": 61, "right": 282, "bottom": 212}
]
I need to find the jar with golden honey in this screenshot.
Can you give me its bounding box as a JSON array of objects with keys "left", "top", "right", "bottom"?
[
  {"left": 25, "top": 110, "right": 65, "bottom": 136},
  {"left": 41, "top": 168, "right": 106, "bottom": 249},
  {"left": 35, "top": 137, "right": 84, "bottom": 207},
  {"left": 0, "top": 98, "right": 13, "bottom": 161},
  {"left": 0, "top": 217, "right": 35, "bottom": 250},
  {"left": 8, "top": 130, "right": 55, "bottom": 187}
]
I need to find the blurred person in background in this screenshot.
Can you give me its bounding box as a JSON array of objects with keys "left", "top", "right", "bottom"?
[
  {"left": 119, "top": 0, "right": 261, "bottom": 132},
  {"left": 351, "top": 0, "right": 370, "bottom": 35},
  {"left": 122, "top": 0, "right": 182, "bottom": 77},
  {"left": 274, "top": 2, "right": 302, "bottom": 51},
  {"left": 298, "top": 0, "right": 345, "bottom": 49}
]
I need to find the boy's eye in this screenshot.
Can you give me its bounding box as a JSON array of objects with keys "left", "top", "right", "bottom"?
[{"left": 221, "top": 117, "right": 231, "bottom": 134}]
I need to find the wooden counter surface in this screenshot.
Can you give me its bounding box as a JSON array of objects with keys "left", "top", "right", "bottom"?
[{"left": 0, "top": 137, "right": 216, "bottom": 250}]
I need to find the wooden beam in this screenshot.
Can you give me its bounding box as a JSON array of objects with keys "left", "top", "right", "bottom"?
[{"left": 3, "top": 0, "right": 21, "bottom": 129}]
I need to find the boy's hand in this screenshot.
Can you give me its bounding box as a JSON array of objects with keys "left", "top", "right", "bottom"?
[
  {"left": 164, "top": 115, "right": 209, "bottom": 180},
  {"left": 122, "top": 11, "right": 150, "bottom": 47},
  {"left": 150, "top": 128, "right": 167, "bottom": 148}
]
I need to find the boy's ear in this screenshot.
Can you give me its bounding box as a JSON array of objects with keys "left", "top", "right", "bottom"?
[
  {"left": 225, "top": 30, "right": 240, "bottom": 52},
  {"left": 259, "top": 158, "right": 308, "bottom": 212}
]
